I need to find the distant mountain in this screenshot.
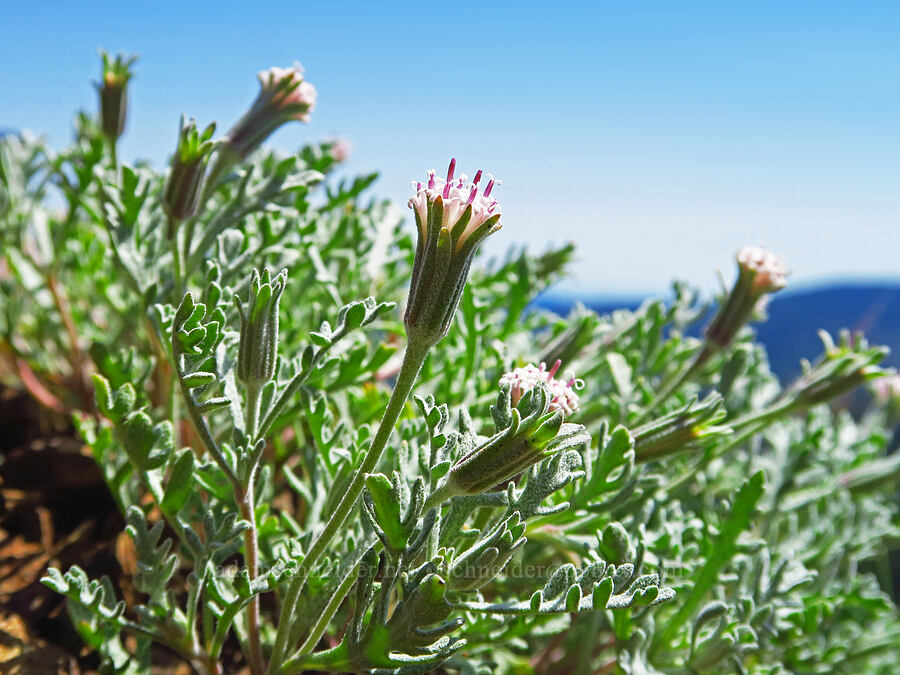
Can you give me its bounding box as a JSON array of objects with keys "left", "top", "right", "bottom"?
[{"left": 535, "top": 283, "right": 900, "bottom": 382}]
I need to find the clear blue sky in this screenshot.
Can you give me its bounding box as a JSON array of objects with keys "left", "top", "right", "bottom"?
[{"left": 3, "top": 1, "right": 898, "bottom": 293}]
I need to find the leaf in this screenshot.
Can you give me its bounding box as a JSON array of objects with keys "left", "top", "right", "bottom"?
[
  {"left": 653, "top": 471, "right": 765, "bottom": 652},
  {"left": 160, "top": 449, "right": 194, "bottom": 516}
]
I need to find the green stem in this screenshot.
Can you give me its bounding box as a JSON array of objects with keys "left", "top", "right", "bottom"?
[
  {"left": 239, "top": 478, "right": 265, "bottom": 675},
  {"left": 729, "top": 399, "right": 797, "bottom": 431},
  {"left": 169, "top": 225, "right": 184, "bottom": 299},
  {"left": 266, "top": 338, "right": 432, "bottom": 672},
  {"left": 242, "top": 380, "right": 265, "bottom": 675},
  {"left": 175, "top": 364, "right": 241, "bottom": 492}
]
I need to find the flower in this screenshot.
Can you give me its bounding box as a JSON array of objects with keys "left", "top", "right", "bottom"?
[
  {"left": 255, "top": 64, "right": 318, "bottom": 123},
  {"left": 216, "top": 63, "right": 317, "bottom": 169},
  {"left": 736, "top": 245, "right": 788, "bottom": 293},
  {"left": 434, "top": 382, "right": 590, "bottom": 498},
  {"left": 326, "top": 136, "right": 352, "bottom": 162},
  {"left": 873, "top": 373, "right": 900, "bottom": 404},
  {"left": 408, "top": 158, "right": 502, "bottom": 253},
  {"left": 499, "top": 359, "right": 583, "bottom": 416},
  {"left": 404, "top": 159, "right": 503, "bottom": 346},
  {"left": 705, "top": 245, "right": 788, "bottom": 350}
]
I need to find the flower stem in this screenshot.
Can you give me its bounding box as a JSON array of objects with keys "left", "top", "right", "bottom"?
[
  {"left": 267, "top": 337, "right": 432, "bottom": 672},
  {"left": 239, "top": 479, "right": 265, "bottom": 675},
  {"left": 242, "top": 381, "right": 265, "bottom": 675}
]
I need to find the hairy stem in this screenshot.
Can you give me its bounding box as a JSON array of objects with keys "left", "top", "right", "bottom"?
[
  {"left": 267, "top": 338, "right": 432, "bottom": 671},
  {"left": 239, "top": 478, "right": 265, "bottom": 675},
  {"left": 242, "top": 381, "right": 265, "bottom": 675}
]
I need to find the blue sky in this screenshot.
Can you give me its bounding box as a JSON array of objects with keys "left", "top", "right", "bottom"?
[{"left": 2, "top": 1, "right": 898, "bottom": 293}]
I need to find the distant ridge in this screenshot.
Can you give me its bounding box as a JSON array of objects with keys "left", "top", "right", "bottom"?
[{"left": 535, "top": 283, "right": 900, "bottom": 381}]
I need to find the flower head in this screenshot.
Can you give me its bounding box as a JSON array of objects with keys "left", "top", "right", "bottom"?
[
  {"left": 736, "top": 245, "right": 788, "bottom": 293},
  {"left": 437, "top": 382, "right": 590, "bottom": 497},
  {"left": 499, "top": 360, "right": 583, "bottom": 416},
  {"left": 404, "top": 159, "right": 503, "bottom": 346},
  {"left": 873, "top": 373, "right": 900, "bottom": 404},
  {"left": 408, "top": 159, "right": 502, "bottom": 253},
  {"left": 705, "top": 245, "right": 788, "bottom": 350},
  {"left": 326, "top": 136, "right": 352, "bottom": 163},
  {"left": 256, "top": 64, "right": 318, "bottom": 123},
  {"left": 217, "top": 63, "right": 317, "bottom": 167}
]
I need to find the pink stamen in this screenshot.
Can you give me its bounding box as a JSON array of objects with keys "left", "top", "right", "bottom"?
[
  {"left": 417, "top": 181, "right": 423, "bottom": 191},
  {"left": 473, "top": 169, "right": 483, "bottom": 185},
  {"left": 447, "top": 158, "right": 456, "bottom": 182},
  {"left": 427, "top": 170, "right": 436, "bottom": 190},
  {"left": 484, "top": 179, "right": 494, "bottom": 197},
  {"left": 547, "top": 359, "right": 562, "bottom": 379},
  {"left": 442, "top": 181, "right": 451, "bottom": 199},
  {"left": 567, "top": 376, "right": 577, "bottom": 387},
  {"left": 468, "top": 184, "right": 477, "bottom": 204},
  {"left": 488, "top": 201, "right": 497, "bottom": 213}
]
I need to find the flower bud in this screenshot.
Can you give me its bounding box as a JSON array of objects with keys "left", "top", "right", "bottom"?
[
  {"left": 97, "top": 51, "right": 137, "bottom": 141},
  {"left": 326, "top": 136, "right": 352, "bottom": 163},
  {"left": 233, "top": 269, "right": 287, "bottom": 389},
  {"left": 784, "top": 330, "right": 888, "bottom": 408},
  {"left": 404, "top": 159, "right": 502, "bottom": 346},
  {"left": 164, "top": 117, "right": 217, "bottom": 227},
  {"left": 440, "top": 383, "right": 590, "bottom": 497},
  {"left": 216, "top": 63, "right": 316, "bottom": 171},
  {"left": 631, "top": 393, "right": 731, "bottom": 463},
  {"left": 705, "top": 246, "right": 788, "bottom": 350}
]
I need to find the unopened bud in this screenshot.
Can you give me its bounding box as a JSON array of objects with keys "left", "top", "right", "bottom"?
[
  {"left": 784, "top": 330, "right": 888, "bottom": 408},
  {"left": 705, "top": 246, "right": 788, "bottom": 350},
  {"left": 632, "top": 394, "right": 731, "bottom": 463},
  {"left": 164, "top": 117, "right": 217, "bottom": 227},
  {"left": 440, "top": 383, "right": 589, "bottom": 497},
  {"left": 97, "top": 50, "right": 137, "bottom": 141},
  {"left": 234, "top": 269, "right": 287, "bottom": 388},
  {"left": 212, "top": 63, "right": 316, "bottom": 181}
]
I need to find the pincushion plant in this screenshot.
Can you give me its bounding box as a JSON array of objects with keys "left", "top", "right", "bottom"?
[{"left": 1, "top": 52, "right": 900, "bottom": 674}]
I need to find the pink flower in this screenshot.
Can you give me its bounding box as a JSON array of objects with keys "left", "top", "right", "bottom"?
[
  {"left": 256, "top": 64, "right": 317, "bottom": 122},
  {"left": 326, "top": 136, "right": 352, "bottom": 162},
  {"left": 873, "top": 373, "right": 900, "bottom": 403},
  {"left": 408, "top": 158, "right": 502, "bottom": 251},
  {"left": 499, "top": 360, "right": 584, "bottom": 416},
  {"left": 403, "top": 159, "right": 504, "bottom": 345},
  {"left": 218, "top": 63, "right": 317, "bottom": 166},
  {"left": 736, "top": 245, "right": 788, "bottom": 293}
]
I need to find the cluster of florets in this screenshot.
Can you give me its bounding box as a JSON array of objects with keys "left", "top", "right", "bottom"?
[
  {"left": 408, "top": 159, "right": 502, "bottom": 250},
  {"left": 256, "top": 63, "right": 317, "bottom": 122},
  {"left": 737, "top": 245, "right": 788, "bottom": 293},
  {"left": 499, "top": 359, "right": 583, "bottom": 416},
  {"left": 874, "top": 373, "right": 900, "bottom": 403}
]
